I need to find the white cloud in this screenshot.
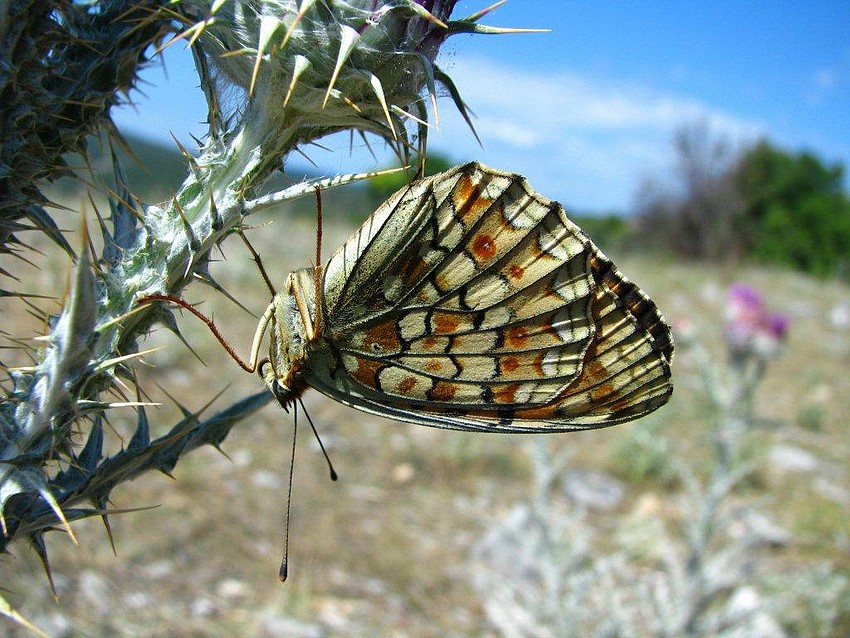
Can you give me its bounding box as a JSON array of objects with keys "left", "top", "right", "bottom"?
[
  {"left": 474, "top": 117, "right": 540, "bottom": 148},
  {"left": 428, "top": 56, "right": 766, "bottom": 211},
  {"left": 807, "top": 67, "right": 842, "bottom": 105},
  {"left": 813, "top": 69, "right": 836, "bottom": 89}
]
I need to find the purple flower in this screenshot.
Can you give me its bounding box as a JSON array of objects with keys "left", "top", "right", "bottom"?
[
  {"left": 728, "top": 283, "right": 764, "bottom": 310},
  {"left": 724, "top": 283, "right": 789, "bottom": 358},
  {"left": 766, "top": 313, "right": 789, "bottom": 340}
]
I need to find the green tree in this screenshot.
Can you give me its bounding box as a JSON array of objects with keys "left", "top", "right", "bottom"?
[
  {"left": 737, "top": 140, "right": 850, "bottom": 278},
  {"left": 366, "top": 153, "right": 456, "bottom": 204}
]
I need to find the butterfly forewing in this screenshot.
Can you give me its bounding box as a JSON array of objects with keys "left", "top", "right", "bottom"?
[{"left": 305, "top": 162, "right": 672, "bottom": 432}]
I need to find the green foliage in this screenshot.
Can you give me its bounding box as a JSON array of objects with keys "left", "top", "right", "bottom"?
[
  {"left": 738, "top": 140, "right": 850, "bottom": 278},
  {"left": 610, "top": 419, "right": 678, "bottom": 487},
  {"left": 636, "top": 128, "right": 850, "bottom": 279},
  {"left": 571, "top": 213, "right": 631, "bottom": 254},
  {"left": 365, "top": 154, "right": 456, "bottom": 206}
]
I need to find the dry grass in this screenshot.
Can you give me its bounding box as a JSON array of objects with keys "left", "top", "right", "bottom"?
[{"left": 2, "top": 192, "right": 849, "bottom": 636}]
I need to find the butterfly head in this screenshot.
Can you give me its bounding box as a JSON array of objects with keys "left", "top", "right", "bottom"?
[{"left": 257, "top": 271, "right": 316, "bottom": 409}]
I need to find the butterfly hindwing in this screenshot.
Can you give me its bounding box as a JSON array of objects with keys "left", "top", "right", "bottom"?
[{"left": 308, "top": 162, "right": 673, "bottom": 432}]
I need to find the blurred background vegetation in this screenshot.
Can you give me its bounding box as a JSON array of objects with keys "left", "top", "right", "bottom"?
[{"left": 634, "top": 122, "right": 850, "bottom": 279}]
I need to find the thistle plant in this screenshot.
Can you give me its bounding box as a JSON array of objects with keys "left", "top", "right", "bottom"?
[
  {"left": 471, "top": 437, "right": 612, "bottom": 638},
  {"left": 0, "top": 0, "right": 524, "bottom": 620},
  {"left": 722, "top": 283, "right": 789, "bottom": 424}
]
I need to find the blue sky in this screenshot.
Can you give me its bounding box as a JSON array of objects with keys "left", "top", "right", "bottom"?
[{"left": 114, "top": 1, "right": 850, "bottom": 212}]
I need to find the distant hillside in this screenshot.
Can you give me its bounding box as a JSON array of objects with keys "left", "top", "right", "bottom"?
[
  {"left": 104, "top": 133, "right": 191, "bottom": 200},
  {"left": 48, "top": 132, "right": 191, "bottom": 203},
  {"left": 52, "top": 132, "right": 375, "bottom": 217}
]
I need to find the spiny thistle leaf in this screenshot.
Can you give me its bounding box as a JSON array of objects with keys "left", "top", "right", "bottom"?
[
  {"left": 0, "top": 591, "right": 50, "bottom": 638},
  {"left": 1, "top": 239, "right": 96, "bottom": 540},
  {"left": 0, "top": 391, "right": 270, "bottom": 549}
]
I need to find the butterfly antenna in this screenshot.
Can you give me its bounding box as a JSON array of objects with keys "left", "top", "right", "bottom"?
[
  {"left": 239, "top": 231, "right": 277, "bottom": 297},
  {"left": 279, "top": 400, "right": 298, "bottom": 582},
  {"left": 312, "top": 186, "right": 323, "bottom": 339},
  {"left": 298, "top": 397, "right": 338, "bottom": 481}
]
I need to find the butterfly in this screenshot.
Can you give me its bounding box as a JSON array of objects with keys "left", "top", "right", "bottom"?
[{"left": 246, "top": 161, "right": 673, "bottom": 432}]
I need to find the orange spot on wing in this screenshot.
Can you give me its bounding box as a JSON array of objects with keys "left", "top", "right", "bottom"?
[
  {"left": 434, "top": 272, "right": 451, "bottom": 292},
  {"left": 425, "top": 358, "right": 444, "bottom": 372},
  {"left": 431, "top": 381, "right": 457, "bottom": 401},
  {"left": 493, "top": 383, "right": 520, "bottom": 404},
  {"left": 432, "top": 313, "right": 461, "bottom": 334},
  {"left": 591, "top": 382, "right": 617, "bottom": 402},
  {"left": 399, "top": 258, "right": 430, "bottom": 286},
  {"left": 398, "top": 376, "right": 417, "bottom": 393},
  {"left": 501, "top": 356, "right": 520, "bottom": 373},
  {"left": 454, "top": 173, "right": 493, "bottom": 222},
  {"left": 532, "top": 351, "right": 546, "bottom": 377},
  {"left": 352, "top": 357, "right": 383, "bottom": 389},
  {"left": 364, "top": 322, "right": 400, "bottom": 352},
  {"left": 508, "top": 263, "right": 525, "bottom": 280},
  {"left": 472, "top": 233, "right": 497, "bottom": 261},
  {"left": 514, "top": 404, "right": 559, "bottom": 420},
  {"left": 583, "top": 360, "right": 608, "bottom": 383},
  {"left": 506, "top": 326, "right": 530, "bottom": 348}
]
